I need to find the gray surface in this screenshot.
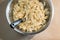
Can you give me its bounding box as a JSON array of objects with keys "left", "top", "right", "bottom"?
[{"left": 0, "top": 0, "right": 34, "bottom": 40}]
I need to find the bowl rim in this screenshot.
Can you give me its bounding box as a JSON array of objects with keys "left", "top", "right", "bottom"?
[{"left": 6, "top": 0, "right": 54, "bottom": 35}]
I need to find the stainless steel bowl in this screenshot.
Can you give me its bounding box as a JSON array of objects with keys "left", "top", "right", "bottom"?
[{"left": 6, "top": 0, "right": 54, "bottom": 35}]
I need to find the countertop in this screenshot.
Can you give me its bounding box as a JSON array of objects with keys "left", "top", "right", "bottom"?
[{"left": 0, "top": 0, "right": 60, "bottom": 40}]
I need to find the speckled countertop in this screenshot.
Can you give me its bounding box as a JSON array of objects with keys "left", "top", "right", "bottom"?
[{"left": 0, "top": 0, "right": 60, "bottom": 40}]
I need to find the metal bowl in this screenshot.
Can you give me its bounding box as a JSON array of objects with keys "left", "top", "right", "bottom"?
[{"left": 6, "top": 0, "right": 54, "bottom": 35}]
